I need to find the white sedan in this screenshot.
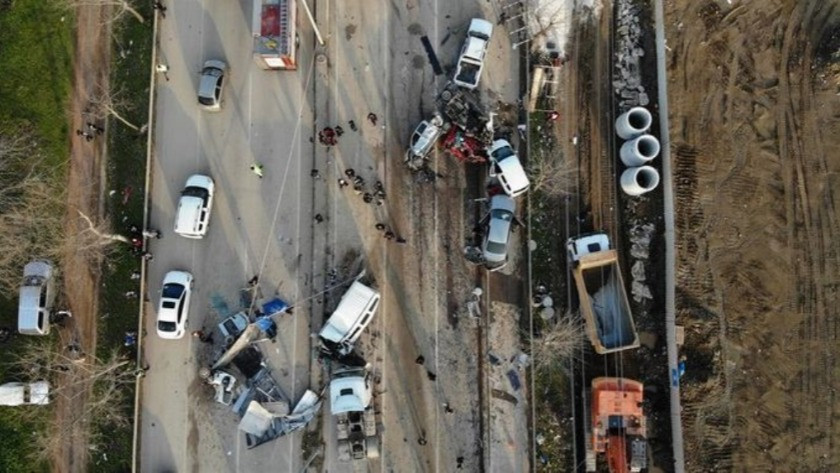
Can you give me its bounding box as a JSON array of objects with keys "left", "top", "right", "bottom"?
[{"left": 156, "top": 271, "right": 193, "bottom": 339}]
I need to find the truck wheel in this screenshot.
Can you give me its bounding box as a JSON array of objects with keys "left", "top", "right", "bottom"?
[{"left": 366, "top": 436, "right": 380, "bottom": 459}]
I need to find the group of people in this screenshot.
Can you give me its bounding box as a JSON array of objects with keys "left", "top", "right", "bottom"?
[{"left": 76, "top": 122, "right": 104, "bottom": 142}]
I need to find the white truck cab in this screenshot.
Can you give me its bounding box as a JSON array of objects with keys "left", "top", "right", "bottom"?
[{"left": 453, "top": 18, "right": 493, "bottom": 89}]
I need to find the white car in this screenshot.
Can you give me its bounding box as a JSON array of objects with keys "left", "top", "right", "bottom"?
[
  {"left": 453, "top": 18, "right": 493, "bottom": 89},
  {"left": 174, "top": 174, "right": 215, "bottom": 239},
  {"left": 488, "top": 139, "right": 530, "bottom": 198},
  {"left": 156, "top": 271, "right": 193, "bottom": 339},
  {"left": 566, "top": 233, "right": 611, "bottom": 263},
  {"left": 405, "top": 114, "right": 444, "bottom": 169},
  {"left": 482, "top": 194, "right": 516, "bottom": 270},
  {"left": 198, "top": 60, "right": 227, "bottom": 112},
  {"left": 17, "top": 260, "right": 56, "bottom": 336}
]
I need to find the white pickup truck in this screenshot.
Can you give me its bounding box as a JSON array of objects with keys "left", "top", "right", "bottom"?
[{"left": 453, "top": 18, "right": 494, "bottom": 89}]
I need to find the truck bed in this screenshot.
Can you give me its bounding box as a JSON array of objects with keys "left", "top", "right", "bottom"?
[
  {"left": 573, "top": 250, "right": 639, "bottom": 353},
  {"left": 455, "top": 61, "right": 481, "bottom": 86}
]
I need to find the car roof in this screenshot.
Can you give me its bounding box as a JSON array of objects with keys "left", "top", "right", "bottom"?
[
  {"left": 175, "top": 196, "right": 204, "bottom": 235},
  {"left": 463, "top": 35, "right": 488, "bottom": 59},
  {"left": 490, "top": 194, "right": 516, "bottom": 212},
  {"left": 185, "top": 174, "right": 214, "bottom": 191},
  {"left": 469, "top": 18, "right": 494, "bottom": 38},
  {"left": 198, "top": 73, "right": 219, "bottom": 98},
  {"left": 17, "top": 286, "right": 42, "bottom": 330},
  {"left": 23, "top": 261, "right": 52, "bottom": 279}
]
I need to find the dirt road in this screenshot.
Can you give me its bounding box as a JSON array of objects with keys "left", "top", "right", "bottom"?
[
  {"left": 668, "top": 1, "right": 840, "bottom": 470},
  {"left": 54, "top": 4, "right": 111, "bottom": 472}
]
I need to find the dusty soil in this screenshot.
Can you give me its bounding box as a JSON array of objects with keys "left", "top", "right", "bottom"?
[
  {"left": 667, "top": 0, "right": 840, "bottom": 471},
  {"left": 54, "top": 4, "right": 110, "bottom": 472}
]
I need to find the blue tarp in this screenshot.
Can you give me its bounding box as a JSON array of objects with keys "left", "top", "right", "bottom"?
[{"left": 262, "top": 298, "right": 289, "bottom": 316}]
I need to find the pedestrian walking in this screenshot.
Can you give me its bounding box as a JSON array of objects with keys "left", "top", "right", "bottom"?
[
  {"left": 125, "top": 291, "right": 138, "bottom": 299},
  {"left": 367, "top": 113, "right": 378, "bottom": 126},
  {"left": 124, "top": 331, "right": 138, "bottom": 347},
  {"left": 248, "top": 275, "right": 259, "bottom": 286},
  {"left": 322, "top": 127, "right": 336, "bottom": 145},
  {"left": 337, "top": 178, "right": 349, "bottom": 188},
  {"left": 344, "top": 168, "right": 356, "bottom": 179},
  {"left": 335, "top": 125, "right": 344, "bottom": 136},
  {"left": 416, "top": 355, "right": 425, "bottom": 364},
  {"left": 353, "top": 175, "right": 364, "bottom": 187},
  {"left": 374, "top": 223, "right": 386, "bottom": 231},
  {"left": 396, "top": 236, "right": 407, "bottom": 244},
  {"left": 87, "top": 122, "right": 104, "bottom": 135},
  {"left": 384, "top": 230, "right": 395, "bottom": 240},
  {"left": 374, "top": 180, "right": 384, "bottom": 191},
  {"left": 314, "top": 214, "right": 324, "bottom": 223},
  {"left": 251, "top": 163, "right": 264, "bottom": 178},
  {"left": 153, "top": 1, "right": 167, "bottom": 17},
  {"left": 310, "top": 169, "right": 321, "bottom": 179},
  {"left": 348, "top": 120, "right": 357, "bottom": 131},
  {"left": 142, "top": 251, "right": 154, "bottom": 261},
  {"left": 363, "top": 193, "right": 373, "bottom": 204}
]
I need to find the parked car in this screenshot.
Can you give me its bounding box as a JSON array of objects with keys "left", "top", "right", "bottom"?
[
  {"left": 198, "top": 60, "right": 227, "bottom": 112},
  {"left": 453, "top": 18, "right": 494, "bottom": 89},
  {"left": 17, "top": 261, "right": 55, "bottom": 336},
  {"left": 405, "top": 114, "right": 444, "bottom": 170},
  {"left": 156, "top": 271, "right": 194, "bottom": 339},
  {"left": 174, "top": 174, "right": 215, "bottom": 239},
  {"left": 487, "top": 139, "right": 530, "bottom": 198},
  {"left": 482, "top": 195, "right": 516, "bottom": 270}
]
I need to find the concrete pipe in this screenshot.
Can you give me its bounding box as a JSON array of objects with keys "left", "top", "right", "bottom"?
[
  {"left": 615, "top": 107, "right": 653, "bottom": 139},
  {"left": 620, "top": 134, "right": 660, "bottom": 166},
  {"left": 621, "top": 166, "right": 660, "bottom": 196}
]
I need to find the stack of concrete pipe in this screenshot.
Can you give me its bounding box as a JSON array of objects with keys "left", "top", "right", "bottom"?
[{"left": 616, "top": 107, "right": 660, "bottom": 196}]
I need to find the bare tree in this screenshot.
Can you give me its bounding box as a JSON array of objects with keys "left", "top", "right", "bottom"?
[
  {"left": 531, "top": 312, "right": 585, "bottom": 373},
  {"left": 0, "top": 131, "right": 128, "bottom": 292},
  {"left": 59, "top": 0, "right": 145, "bottom": 24},
  {"left": 8, "top": 342, "right": 136, "bottom": 463},
  {"left": 87, "top": 84, "right": 144, "bottom": 132},
  {"left": 528, "top": 152, "right": 576, "bottom": 198}
]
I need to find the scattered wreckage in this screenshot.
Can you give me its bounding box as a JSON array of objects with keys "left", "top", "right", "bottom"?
[{"left": 197, "top": 292, "right": 321, "bottom": 449}]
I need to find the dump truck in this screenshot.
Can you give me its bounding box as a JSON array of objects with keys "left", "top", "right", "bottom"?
[
  {"left": 330, "top": 364, "right": 380, "bottom": 461},
  {"left": 567, "top": 233, "right": 639, "bottom": 354},
  {"left": 253, "top": 0, "right": 297, "bottom": 70},
  {"left": 585, "top": 377, "right": 648, "bottom": 473}
]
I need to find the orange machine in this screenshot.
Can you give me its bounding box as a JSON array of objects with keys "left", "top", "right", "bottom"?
[{"left": 587, "top": 377, "right": 648, "bottom": 473}]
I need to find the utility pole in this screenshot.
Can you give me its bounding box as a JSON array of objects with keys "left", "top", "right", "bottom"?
[{"left": 299, "top": 0, "right": 325, "bottom": 46}]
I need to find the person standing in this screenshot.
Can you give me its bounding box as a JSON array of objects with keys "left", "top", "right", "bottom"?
[{"left": 251, "top": 163, "right": 264, "bottom": 178}]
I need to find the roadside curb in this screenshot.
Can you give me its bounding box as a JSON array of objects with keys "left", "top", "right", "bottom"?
[{"left": 131, "top": 7, "right": 160, "bottom": 473}]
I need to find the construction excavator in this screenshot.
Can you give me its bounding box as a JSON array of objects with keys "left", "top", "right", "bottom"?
[{"left": 585, "top": 377, "right": 648, "bottom": 473}]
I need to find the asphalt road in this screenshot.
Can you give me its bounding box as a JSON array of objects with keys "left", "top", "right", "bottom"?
[{"left": 138, "top": 1, "right": 316, "bottom": 471}]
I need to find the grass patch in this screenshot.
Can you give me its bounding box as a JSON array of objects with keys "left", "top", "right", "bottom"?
[
  {"left": 0, "top": 1, "right": 73, "bottom": 471},
  {"left": 90, "top": 5, "right": 154, "bottom": 472}
]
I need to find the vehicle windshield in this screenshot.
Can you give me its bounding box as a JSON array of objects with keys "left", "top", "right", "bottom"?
[
  {"left": 492, "top": 146, "right": 516, "bottom": 161},
  {"left": 182, "top": 186, "right": 209, "bottom": 202},
  {"left": 158, "top": 320, "right": 176, "bottom": 332},
  {"left": 490, "top": 209, "right": 513, "bottom": 221},
  {"left": 486, "top": 240, "right": 507, "bottom": 254},
  {"left": 161, "top": 283, "right": 184, "bottom": 299}
]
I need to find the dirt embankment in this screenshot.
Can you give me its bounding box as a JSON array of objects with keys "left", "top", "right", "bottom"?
[
  {"left": 54, "top": 4, "right": 111, "bottom": 472},
  {"left": 667, "top": 1, "right": 840, "bottom": 471}
]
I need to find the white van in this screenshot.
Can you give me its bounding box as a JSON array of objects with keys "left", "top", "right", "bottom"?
[
  {"left": 174, "top": 174, "right": 215, "bottom": 239},
  {"left": 18, "top": 261, "right": 55, "bottom": 336},
  {"left": 319, "top": 281, "right": 380, "bottom": 355},
  {"left": 487, "top": 139, "right": 530, "bottom": 198}
]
